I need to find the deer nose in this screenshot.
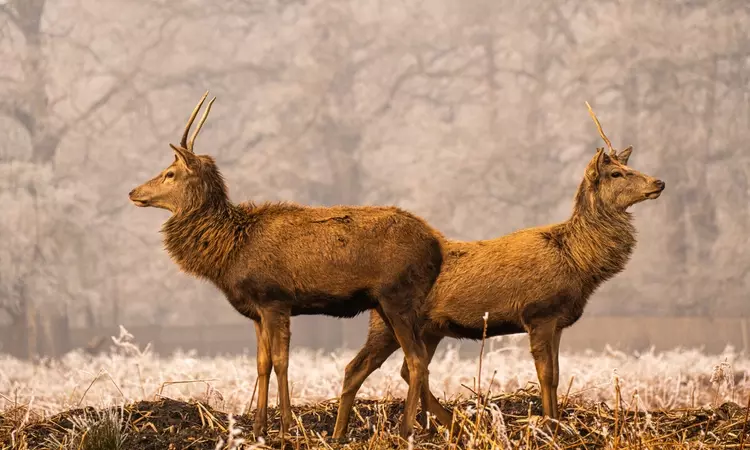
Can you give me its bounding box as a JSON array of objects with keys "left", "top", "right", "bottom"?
[
  {"left": 655, "top": 180, "right": 665, "bottom": 191},
  {"left": 128, "top": 189, "right": 136, "bottom": 198}
]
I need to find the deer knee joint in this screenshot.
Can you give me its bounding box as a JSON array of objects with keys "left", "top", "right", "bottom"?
[
  {"left": 400, "top": 362, "right": 410, "bottom": 382},
  {"left": 257, "top": 357, "right": 272, "bottom": 375},
  {"left": 406, "top": 357, "right": 427, "bottom": 378},
  {"left": 529, "top": 345, "right": 546, "bottom": 360},
  {"left": 272, "top": 355, "right": 289, "bottom": 373}
]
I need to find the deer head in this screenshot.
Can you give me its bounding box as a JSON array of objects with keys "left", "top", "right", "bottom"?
[
  {"left": 129, "top": 92, "right": 227, "bottom": 214},
  {"left": 583, "top": 145, "right": 665, "bottom": 211}
]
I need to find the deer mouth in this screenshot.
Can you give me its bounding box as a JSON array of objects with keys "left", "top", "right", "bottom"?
[
  {"left": 131, "top": 198, "right": 150, "bottom": 207},
  {"left": 644, "top": 190, "right": 662, "bottom": 199}
]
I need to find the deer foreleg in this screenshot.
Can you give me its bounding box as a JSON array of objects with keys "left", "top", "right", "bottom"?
[
  {"left": 265, "top": 310, "right": 293, "bottom": 437},
  {"left": 253, "top": 320, "right": 272, "bottom": 437},
  {"left": 528, "top": 320, "right": 559, "bottom": 419},
  {"left": 551, "top": 328, "right": 563, "bottom": 415}
]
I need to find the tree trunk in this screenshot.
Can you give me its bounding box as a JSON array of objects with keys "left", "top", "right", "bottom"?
[
  {"left": 25, "top": 299, "right": 38, "bottom": 359},
  {"left": 12, "top": 0, "right": 59, "bottom": 164}
]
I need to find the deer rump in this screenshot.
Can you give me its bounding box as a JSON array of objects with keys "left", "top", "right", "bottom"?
[{"left": 213, "top": 205, "right": 444, "bottom": 321}]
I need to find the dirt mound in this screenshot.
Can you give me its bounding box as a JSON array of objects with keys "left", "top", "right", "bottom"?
[{"left": 2, "top": 390, "right": 749, "bottom": 449}]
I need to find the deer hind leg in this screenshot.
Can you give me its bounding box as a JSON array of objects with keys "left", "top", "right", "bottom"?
[
  {"left": 253, "top": 320, "right": 272, "bottom": 437},
  {"left": 332, "top": 312, "right": 400, "bottom": 440},
  {"left": 266, "top": 310, "right": 293, "bottom": 437},
  {"left": 399, "top": 333, "right": 453, "bottom": 429},
  {"left": 551, "top": 328, "right": 563, "bottom": 415},
  {"left": 528, "top": 320, "right": 559, "bottom": 419},
  {"left": 376, "top": 302, "right": 429, "bottom": 439}
]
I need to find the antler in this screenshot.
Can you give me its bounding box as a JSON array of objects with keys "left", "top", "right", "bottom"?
[
  {"left": 585, "top": 101, "right": 616, "bottom": 157},
  {"left": 187, "top": 96, "right": 216, "bottom": 152},
  {"left": 179, "top": 91, "right": 216, "bottom": 153}
]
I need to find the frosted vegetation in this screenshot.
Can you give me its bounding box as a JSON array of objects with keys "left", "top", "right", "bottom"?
[{"left": 1, "top": 328, "right": 747, "bottom": 417}]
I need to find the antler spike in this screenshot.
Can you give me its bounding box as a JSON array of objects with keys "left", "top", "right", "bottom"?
[
  {"left": 585, "top": 101, "right": 614, "bottom": 154},
  {"left": 187, "top": 96, "right": 216, "bottom": 152},
  {"left": 180, "top": 91, "right": 209, "bottom": 151}
]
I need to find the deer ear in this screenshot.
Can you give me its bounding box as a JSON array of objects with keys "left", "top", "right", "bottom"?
[
  {"left": 170, "top": 143, "right": 195, "bottom": 172},
  {"left": 585, "top": 148, "right": 609, "bottom": 183},
  {"left": 617, "top": 145, "right": 633, "bottom": 165},
  {"left": 598, "top": 149, "right": 611, "bottom": 171}
]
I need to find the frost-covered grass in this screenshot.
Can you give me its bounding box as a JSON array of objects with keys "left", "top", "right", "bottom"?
[{"left": 1, "top": 327, "right": 748, "bottom": 417}]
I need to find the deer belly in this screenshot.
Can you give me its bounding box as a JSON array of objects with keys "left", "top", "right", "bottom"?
[
  {"left": 289, "top": 288, "right": 378, "bottom": 318},
  {"left": 444, "top": 319, "right": 525, "bottom": 340}
]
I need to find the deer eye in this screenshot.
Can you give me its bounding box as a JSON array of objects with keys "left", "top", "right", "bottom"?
[
  {"left": 165, "top": 171, "right": 174, "bottom": 179},
  {"left": 611, "top": 171, "right": 623, "bottom": 178}
]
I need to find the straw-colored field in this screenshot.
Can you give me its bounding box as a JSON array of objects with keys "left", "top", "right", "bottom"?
[{"left": 1, "top": 328, "right": 749, "bottom": 448}]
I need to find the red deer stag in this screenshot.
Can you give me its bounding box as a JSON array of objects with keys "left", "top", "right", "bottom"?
[
  {"left": 128, "top": 92, "right": 444, "bottom": 439},
  {"left": 332, "top": 109, "right": 665, "bottom": 438}
]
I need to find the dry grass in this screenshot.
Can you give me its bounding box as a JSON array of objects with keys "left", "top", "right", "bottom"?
[
  {"left": 1, "top": 327, "right": 749, "bottom": 448},
  {"left": 3, "top": 390, "right": 750, "bottom": 449}
]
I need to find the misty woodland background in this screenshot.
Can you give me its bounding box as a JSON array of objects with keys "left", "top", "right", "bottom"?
[{"left": 0, "top": 0, "right": 749, "bottom": 358}]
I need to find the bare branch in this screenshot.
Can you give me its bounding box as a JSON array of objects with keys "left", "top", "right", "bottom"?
[
  {"left": 0, "top": 98, "right": 35, "bottom": 133},
  {"left": 421, "top": 57, "right": 482, "bottom": 79},
  {"left": 550, "top": 4, "right": 577, "bottom": 46},
  {"left": 0, "top": 4, "right": 20, "bottom": 28},
  {"left": 143, "top": 60, "right": 282, "bottom": 93},
  {"left": 372, "top": 64, "right": 419, "bottom": 118},
  {"left": 56, "top": 70, "right": 138, "bottom": 139},
  {"left": 0, "top": 73, "right": 20, "bottom": 84}
]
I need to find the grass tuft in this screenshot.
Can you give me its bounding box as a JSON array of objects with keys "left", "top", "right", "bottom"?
[{"left": 42, "top": 406, "right": 129, "bottom": 450}]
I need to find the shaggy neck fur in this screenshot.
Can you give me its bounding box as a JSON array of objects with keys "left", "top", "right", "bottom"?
[
  {"left": 161, "top": 161, "right": 251, "bottom": 283},
  {"left": 559, "top": 179, "right": 636, "bottom": 286}
]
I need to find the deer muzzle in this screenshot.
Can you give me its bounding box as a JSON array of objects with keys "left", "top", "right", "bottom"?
[
  {"left": 645, "top": 179, "right": 665, "bottom": 199},
  {"left": 129, "top": 188, "right": 150, "bottom": 207}
]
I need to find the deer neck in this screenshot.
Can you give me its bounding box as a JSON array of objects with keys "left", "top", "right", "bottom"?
[
  {"left": 161, "top": 201, "right": 248, "bottom": 283},
  {"left": 562, "top": 191, "right": 637, "bottom": 285}
]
